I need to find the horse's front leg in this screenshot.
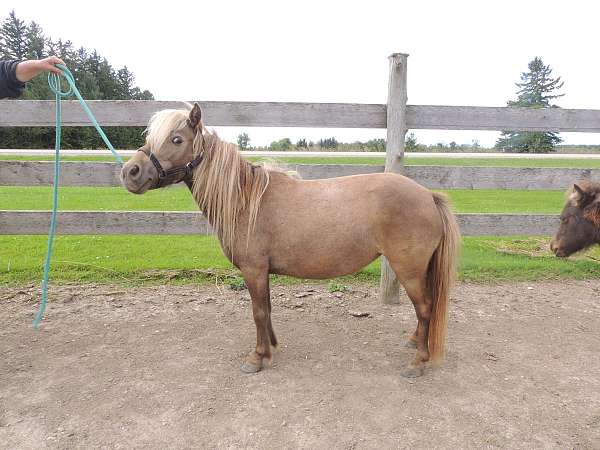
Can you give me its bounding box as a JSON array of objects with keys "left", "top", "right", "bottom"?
[{"left": 240, "top": 268, "right": 275, "bottom": 373}]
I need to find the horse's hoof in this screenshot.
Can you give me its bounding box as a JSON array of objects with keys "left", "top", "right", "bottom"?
[
  {"left": 240, "top": 362, "right": 262, "bottom": 374},
  {"left": 405, "top": 340, "right": 417, "bottom": 349},
  {"left": 401, "top": 366, "right": 424, "bottom": 378}
]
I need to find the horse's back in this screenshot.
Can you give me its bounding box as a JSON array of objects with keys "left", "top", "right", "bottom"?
[{"left": 266, "top": 172, "right": 440, "bottom": 230}]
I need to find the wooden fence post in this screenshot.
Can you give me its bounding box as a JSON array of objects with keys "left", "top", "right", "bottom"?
[{"left": 380, "top": 52, "right": 408, "bottom": 305}]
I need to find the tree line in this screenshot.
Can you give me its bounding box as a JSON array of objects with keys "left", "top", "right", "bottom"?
[
  {"left": 0, "top": 10, "right": 153, "bottom": 149},
  {"left": 237, "top": 133, "right": 489, "bottom": 152}
]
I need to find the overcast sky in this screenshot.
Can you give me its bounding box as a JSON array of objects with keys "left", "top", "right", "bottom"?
[{"left": 3, "top": 0, "right": 599, "bottom": 147}]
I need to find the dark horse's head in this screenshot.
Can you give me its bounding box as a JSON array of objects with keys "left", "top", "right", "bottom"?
[
  {"left": 121, "top": 103, "right": 203, "bottom": 194},
  {"left": 550, "top": 181, "right": 600, "bottom": 257}
]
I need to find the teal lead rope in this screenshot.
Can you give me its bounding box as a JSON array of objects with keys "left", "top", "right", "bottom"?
[{"left": 33, "top": 64, "right": 124, "bottom": 329}]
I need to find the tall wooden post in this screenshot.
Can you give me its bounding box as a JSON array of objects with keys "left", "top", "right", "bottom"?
[{"left": 379, "top": 53, "right": 408, "bottom": 305}]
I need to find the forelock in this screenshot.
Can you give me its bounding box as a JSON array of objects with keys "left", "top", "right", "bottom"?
[{"left": 144, "top": 109, "right": 189, "bottom": 149}]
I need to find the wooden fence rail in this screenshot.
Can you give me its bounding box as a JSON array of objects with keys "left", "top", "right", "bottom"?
[
  {"left": 2, "top": 161, "right": 599, "bottom": 190},
  {"left": 2, "top": 100, "right": 600, "bottom": 132},
  {"left": 0, "top": 210, "right": 559, "bottom": 237}
]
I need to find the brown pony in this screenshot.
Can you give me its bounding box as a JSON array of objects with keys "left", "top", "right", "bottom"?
[
  {"left": 121, "top": 104, "right": 461, "bottom": 378},
  {"left": 551, "top": 181, "right": 600, "bottom": 257}
]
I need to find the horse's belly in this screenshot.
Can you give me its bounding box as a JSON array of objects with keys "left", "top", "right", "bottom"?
[{"left": 268, "top": 235, "right": 380, "bottom": 279}]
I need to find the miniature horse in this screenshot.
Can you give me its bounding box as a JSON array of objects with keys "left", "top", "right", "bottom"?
[{"left": 121, "top": 103, "right": 460, "bottom": 377}]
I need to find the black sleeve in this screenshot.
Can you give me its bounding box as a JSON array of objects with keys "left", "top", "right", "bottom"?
[{"left": 0, "top": 60, "right": 26, "bottom": 99}]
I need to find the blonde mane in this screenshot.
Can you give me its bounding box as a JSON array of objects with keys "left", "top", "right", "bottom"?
[{"left": 192, "top": 129, "right": 271, "bottom": 253}]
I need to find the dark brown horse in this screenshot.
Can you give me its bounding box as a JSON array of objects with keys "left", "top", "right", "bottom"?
[
  {"left": 121, "top": 104, "right": 460, "bottom": 378},
  {"left": 551, "top": 181, "right": 600, "bottom": 257}
]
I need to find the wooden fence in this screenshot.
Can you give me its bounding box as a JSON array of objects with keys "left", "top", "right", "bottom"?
[
  {"left": 2, "top": 104, "right": 600, "bottom": 236},
  {"left": 1, "top": 52, "right": 600, "bottom": 301}
]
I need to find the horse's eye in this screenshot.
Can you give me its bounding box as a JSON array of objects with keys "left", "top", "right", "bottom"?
[{"left": 172, "top": 136, "right": 183, "bottom": 145}]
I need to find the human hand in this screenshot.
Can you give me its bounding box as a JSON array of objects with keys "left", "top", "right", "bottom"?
[
  {"left": 15, "top": 56, "right": 66, "bottom": 82},
  {"left": 35, "top": 56, "right": 65, "bottom": 75}
]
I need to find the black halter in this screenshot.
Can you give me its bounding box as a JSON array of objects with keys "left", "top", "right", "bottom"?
[{"left": 138, "top": 120, "right": 204, "bottom": 189}]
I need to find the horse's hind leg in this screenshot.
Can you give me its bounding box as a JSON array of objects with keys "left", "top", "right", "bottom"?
[
  {"left": 386, "top": 258, "right": 432, "bottom": 377},
  {"left": 240, "top": 267, "right": 275, "bottom": 373},
  {"left": 399, "top": 274, "right": 432, "bottom": 378}
]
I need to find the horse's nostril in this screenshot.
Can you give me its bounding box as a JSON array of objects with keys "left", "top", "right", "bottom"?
[{"left": 129, "top": 164, "right": 140, "bottom": 177}]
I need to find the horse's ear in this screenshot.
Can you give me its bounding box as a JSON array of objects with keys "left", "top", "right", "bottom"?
[
  {"left": 188, "top": 103, "right": 202, "bottom": 130},
  {"left": 570, "top": 183, "right": 586, "bottom": 205}
]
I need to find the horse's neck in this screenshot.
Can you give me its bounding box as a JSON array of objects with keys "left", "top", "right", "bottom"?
[{"left": 184, "top": 175, "right": 252, "bottom": 249}]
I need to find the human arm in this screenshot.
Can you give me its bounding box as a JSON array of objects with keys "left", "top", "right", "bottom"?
[{"left": 0, "top": 60, "right": 25, "bottom": 99}]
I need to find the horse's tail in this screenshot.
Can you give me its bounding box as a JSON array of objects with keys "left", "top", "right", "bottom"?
[{"left": 427, "top": 192, "right": 461, "bottom": 363}]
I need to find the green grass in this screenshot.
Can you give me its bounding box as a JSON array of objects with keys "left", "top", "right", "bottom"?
[
  {"left": 3, "top": 154, "right": 600, "bottom": 168},
  {"left": 444, "top": 190, "right": 565, "bottom": 214},
  {"left": 0, "top": 186, "right": 198, "bottom": 211},
  {"left": 0, "top": 186, "right": 566, "bottom": 214},
  {"left": 0, "top": 235, "right": 598, "bottom": 286},
  {"left": 0, "top": 235, "right": 230, "bottom": 285}
]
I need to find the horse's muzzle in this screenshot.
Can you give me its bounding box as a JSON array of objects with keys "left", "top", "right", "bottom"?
[
  {"left": 121, "top": 160, "right": 154, "bottom": 194},
  {"left": 550, "top": 239, "right": 568, "bottom": 257}
]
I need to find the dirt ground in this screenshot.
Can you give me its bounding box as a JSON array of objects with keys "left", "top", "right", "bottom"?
[{"left": 1, "top": 280, "right": 599, "bottom": 449}]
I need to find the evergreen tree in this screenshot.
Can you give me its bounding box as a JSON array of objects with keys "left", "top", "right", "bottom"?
[
  {"left": 319, "top": 137, "right": 338, "bottom": 149},
  {"left": 116, "top": 67, "right": 134, "bottom": 99},
  {"left": 496, "top": 57, "right": 564, "bottom": 153},
  {"left": 25, "top": 21, "right": 45, "bottom": 59},
  {"left": 405, "top": 133, "right": 418, "bottom": 151},
  {"left": 296, "top": 138, "right": 307, "bottom": 149},
  {"left": 96, "top": 58, "right": 118, "bottom": 99},
  {"left": 1, "top": 10, "right": 27, "bottom": 59}
]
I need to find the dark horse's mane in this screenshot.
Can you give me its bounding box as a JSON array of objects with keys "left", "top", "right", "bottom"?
[{"left": 569, "top": 181, "right": 600, "bottom": 226}]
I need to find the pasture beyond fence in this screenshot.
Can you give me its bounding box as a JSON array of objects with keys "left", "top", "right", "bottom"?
[{"left": 1, "top": 53, "right": 600, "bottom": 300}]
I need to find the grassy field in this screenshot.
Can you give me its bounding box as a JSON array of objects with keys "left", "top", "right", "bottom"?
[
  {"left": 0, "top": 186, "right": 568, "bottom": 213},
  {"left": 1, "top": 235, "right": 599, "bottom": 286},
  {"left": 3, "top": 154, "right": 600, "bottom": 168},
  {"left": 1, "top": 155, "right": 599, "bottom": 286}
]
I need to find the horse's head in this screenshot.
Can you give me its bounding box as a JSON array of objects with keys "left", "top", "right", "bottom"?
[
  {"left": 550, "top": 182, "right": 600, "bottom": 257},
  {"left": 121, "top": 103, "right": 203, "bottom": 194}
]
